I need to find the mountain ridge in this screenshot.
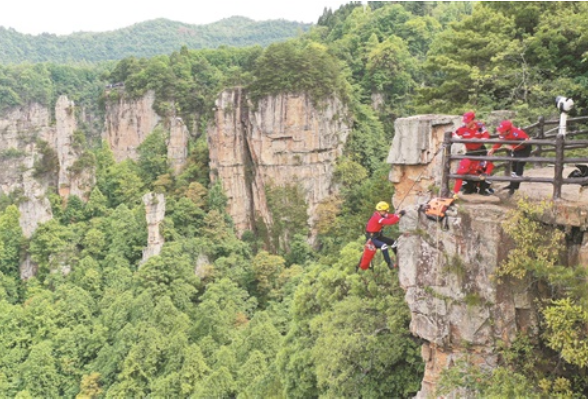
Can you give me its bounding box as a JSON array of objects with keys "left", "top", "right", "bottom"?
[{"left": 0, "top": 16, "right": 312, "bottom": 64}]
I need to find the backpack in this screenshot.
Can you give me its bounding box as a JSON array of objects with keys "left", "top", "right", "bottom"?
[{"left": 419, "top": 197, "right": 455, "bottom": 229}]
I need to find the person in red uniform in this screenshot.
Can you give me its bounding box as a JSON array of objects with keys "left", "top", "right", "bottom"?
[
  {"left": 453, "top": 111, "right": 492, "bottom": 160},
  {"left": 453, "top": 159, "right": 494, "bottom": 196},
  {"left": 364, "top": 201, "right": 405, "bottom": 269},
  {"left": 487, "top": 120, "right": 531, "bottom": 195}
]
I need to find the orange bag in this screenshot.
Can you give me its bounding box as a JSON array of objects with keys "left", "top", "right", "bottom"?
[{"left": 421, "top": 197, "right": 455, "bottom": 222}]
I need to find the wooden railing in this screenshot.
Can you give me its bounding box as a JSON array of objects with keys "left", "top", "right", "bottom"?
[{"left": 440, "top": 116, "right": 588, "bottom": 199}]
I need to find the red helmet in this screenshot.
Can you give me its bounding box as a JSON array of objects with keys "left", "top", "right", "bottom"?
[
  {"left": 462, "top": 111, "right": 475, "bottom": 124},
  {"left": 497, "top": 120, "right": 513, "bottom": 133}
]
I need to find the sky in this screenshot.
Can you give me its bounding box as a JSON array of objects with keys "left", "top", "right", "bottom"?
[{"left": 0, "top": 0, "right": 357, "bottom": 36}]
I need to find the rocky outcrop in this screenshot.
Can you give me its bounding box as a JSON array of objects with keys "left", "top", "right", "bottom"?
[
  {"left": 0, "top": 96, "right": 98, "bottom": 277},
  {"left": 398, "top": 203, "right": 533, "bottom": 398},
  {"left": 103, "top": 90, "right": 161, "bottom": 162},
  {"left": 102, "top": 90, "right": 190, "bottom": 174},
  {"left": 387, "top": 115, "right": 461, "bottom": 209},
  {"left": 208, "top": 88, "right": 351, "bottom": 237},
  {"left": 168, "top": 117, "right": 189, "bottom": 175},
  {"left": 141, "top": 192, "right": 165, "bottom": 263},
  {"left": 20, "top": 255, "right": 38, "bottom": 280},
  {"left": 48, "top": 96, "right": 95, "bottom": 199},
  {"left": 0, "top": 102, "right": 54, "bottom": 239},
  {"left": 391, "top": 115, "right": 588, "bottom": 398}
]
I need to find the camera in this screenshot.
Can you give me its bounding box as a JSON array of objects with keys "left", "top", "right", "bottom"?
[{"left": 555, "top": 96, "right": 574, "bottom": 112}]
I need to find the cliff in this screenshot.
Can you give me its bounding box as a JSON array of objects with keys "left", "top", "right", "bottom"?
[
  {"left": 0, "top": 96, "right": 96, "bottom": 278},
  {"left": 0, "top": 102, "right": 53, "bottom": 243},
  {"left": 390, "top": 115, "right": 588, "bottom": 398},
  {"left": 0, "top": 96, "right": 97, "bottom": 233},
  {"left": 102, "top": 90, "right": 188, "bottom": 171},
  {"left": 207, "top": 88, "right": 351, "bottom": 238}
]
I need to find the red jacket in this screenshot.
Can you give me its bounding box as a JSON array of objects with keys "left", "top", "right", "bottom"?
[
  {"left": 453, "top": 122, "right": 489, "bottom": 151},
  {"left": 366, "top": 211, "right": 400, "bottom": 233},
  {"left": 492, "top": 127, "right": 529, "bottom": 152},
  {"left": 453, "top": 159, "right": 493, "bottom": 193}
]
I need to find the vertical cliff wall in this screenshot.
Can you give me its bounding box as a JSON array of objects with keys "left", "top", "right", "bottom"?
[
  {"left": 0, "top": 96, "right": 95, "bottom": 237},
  {"left": 0, "top": 96, "right": 96, "bottom": 278},
  {"left": 103, "top": 90, "right": 160, "bottom": 162},
  {"left": 0, "top": 102, "right": 54, "bottom": 240},
  {"left": 50, "top": 96, "right": 95, "bottom": 199},
  {"left": 390, "top": 115, "right": 588, "bottom": 398},
  {"left": 207, "top": 88, "right": 351, "bottom": 237},
  {"left": 168, "top": 117, "right": 189, "bottom": 175},
  {"left": 102, "top": 90, "right": 188, "bottom": 173}
]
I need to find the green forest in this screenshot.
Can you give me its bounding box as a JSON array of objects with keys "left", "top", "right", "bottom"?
[
  {"left": 0, "top": 1, "right": 588, "bottom": 398},
  {"left": 0, "top": 17, "right": 310, "bottom": 64}
]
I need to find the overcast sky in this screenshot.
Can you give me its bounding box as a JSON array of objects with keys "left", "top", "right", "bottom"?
[{"left": 0, "top": 0, "right": 357, "bottom": 35}]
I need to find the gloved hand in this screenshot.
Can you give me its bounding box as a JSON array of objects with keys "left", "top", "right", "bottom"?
[
  {"left": 453, "top": 193, "right": 459, "bottom": 200},
  {"left": 398, "top": 210, "right": 406, "bottom": 217}
]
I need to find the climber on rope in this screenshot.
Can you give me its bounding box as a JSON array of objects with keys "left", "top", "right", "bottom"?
[{"left": 358, "top": 201, "right": 405, "bottom": 271}]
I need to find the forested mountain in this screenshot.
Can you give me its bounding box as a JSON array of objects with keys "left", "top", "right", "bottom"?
[
  {"left": 0, "top": 16, "right": 311, "bottom": 64},
  {"left": 0, "top": 1, "right": 588, "bottom": 399}
]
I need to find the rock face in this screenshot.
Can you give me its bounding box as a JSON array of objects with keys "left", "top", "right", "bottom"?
[
  {"left": 387, "top": 115, "right": 461, "bottom": 209},
  {"left": 0, "top": 96, "right": 96, "bottom": 278},
  {"left": 102, "top": 90, "right": 189, "bottom": 174},
  {"left": 168, "top": 117, "right": 189, "bottom": 175},
  {"left": 141, "top": 192, "right": 166, "bottom": 263},
  {"left": 391, "top": 115, "right": 588, "bottom": 398},
  {"left": 103, "top": 90, "right": 161, "bottom": 163},
  {"left": 398, "top": 204, "right": 532, "bottom": 398},
  {"left": 0, "top": 102, "right": 54, "bottom": 239},
  {"left": 51, "top": 96, "right": 95, "bottom": 199},
  {"left": 0, "top": 96, "right": 95, "bottom": 238},
  {"left": 208, "top": 88, "right": 350, "bottom": 237}
]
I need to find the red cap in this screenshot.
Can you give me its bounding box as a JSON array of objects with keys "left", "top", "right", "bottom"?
[
  {"left": 497, "top": 120, "right": 513, "bottom": 133},
  {"left": 462, "top": 111, "right": 475, "bottom": 124}
]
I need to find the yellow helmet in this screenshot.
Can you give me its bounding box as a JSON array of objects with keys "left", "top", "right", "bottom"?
[{"left": 375, "top": 201, "right": 390, "bottom": 211}]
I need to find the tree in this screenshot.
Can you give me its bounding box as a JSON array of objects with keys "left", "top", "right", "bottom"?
[
  {"left": 29, "top": 219, "right": 76, "bottom": 277},
  {"left": 252, "top": 251, "right": 286, "bottom": 302},
  {"left": 135, "top": 244, "right": 200, "bottom": 312},
  {"left": 416, "top": 4, "right": 520, "bottom": 113},
  {"left": 193, "top": 278, "right": 257, "bottom": 346},
  {"left": 61, "top": 195, "right": 87, "bottom": 225},
  {"left": 136, "top": 128, "right": 169, "bottom": 185},
  {"left": 0, "top": 205, "right": 23, "bottom": 279},
  {"left": 19, "top": 341, "right": 60, "bottom": 399},
  {"left": 76, "top": 373, "right": 103, "bottom": 399},
  {"left": 192, "top": 367, "right": 235, "bottom": 399},
  {"left": 178, "top": 344, "right": 210, "bottom": 398},
  {"left": 206, "top": 180, "right": 228, "bottom": 214},
  {"left": 100, "top": 160, "right": 144, "bottom": 208},
  {"left": 85, "top": 187, "right": 108, "bottom": 218},
  {"left": 103, "top": 204, "right": 147, "bottom": 265}
]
